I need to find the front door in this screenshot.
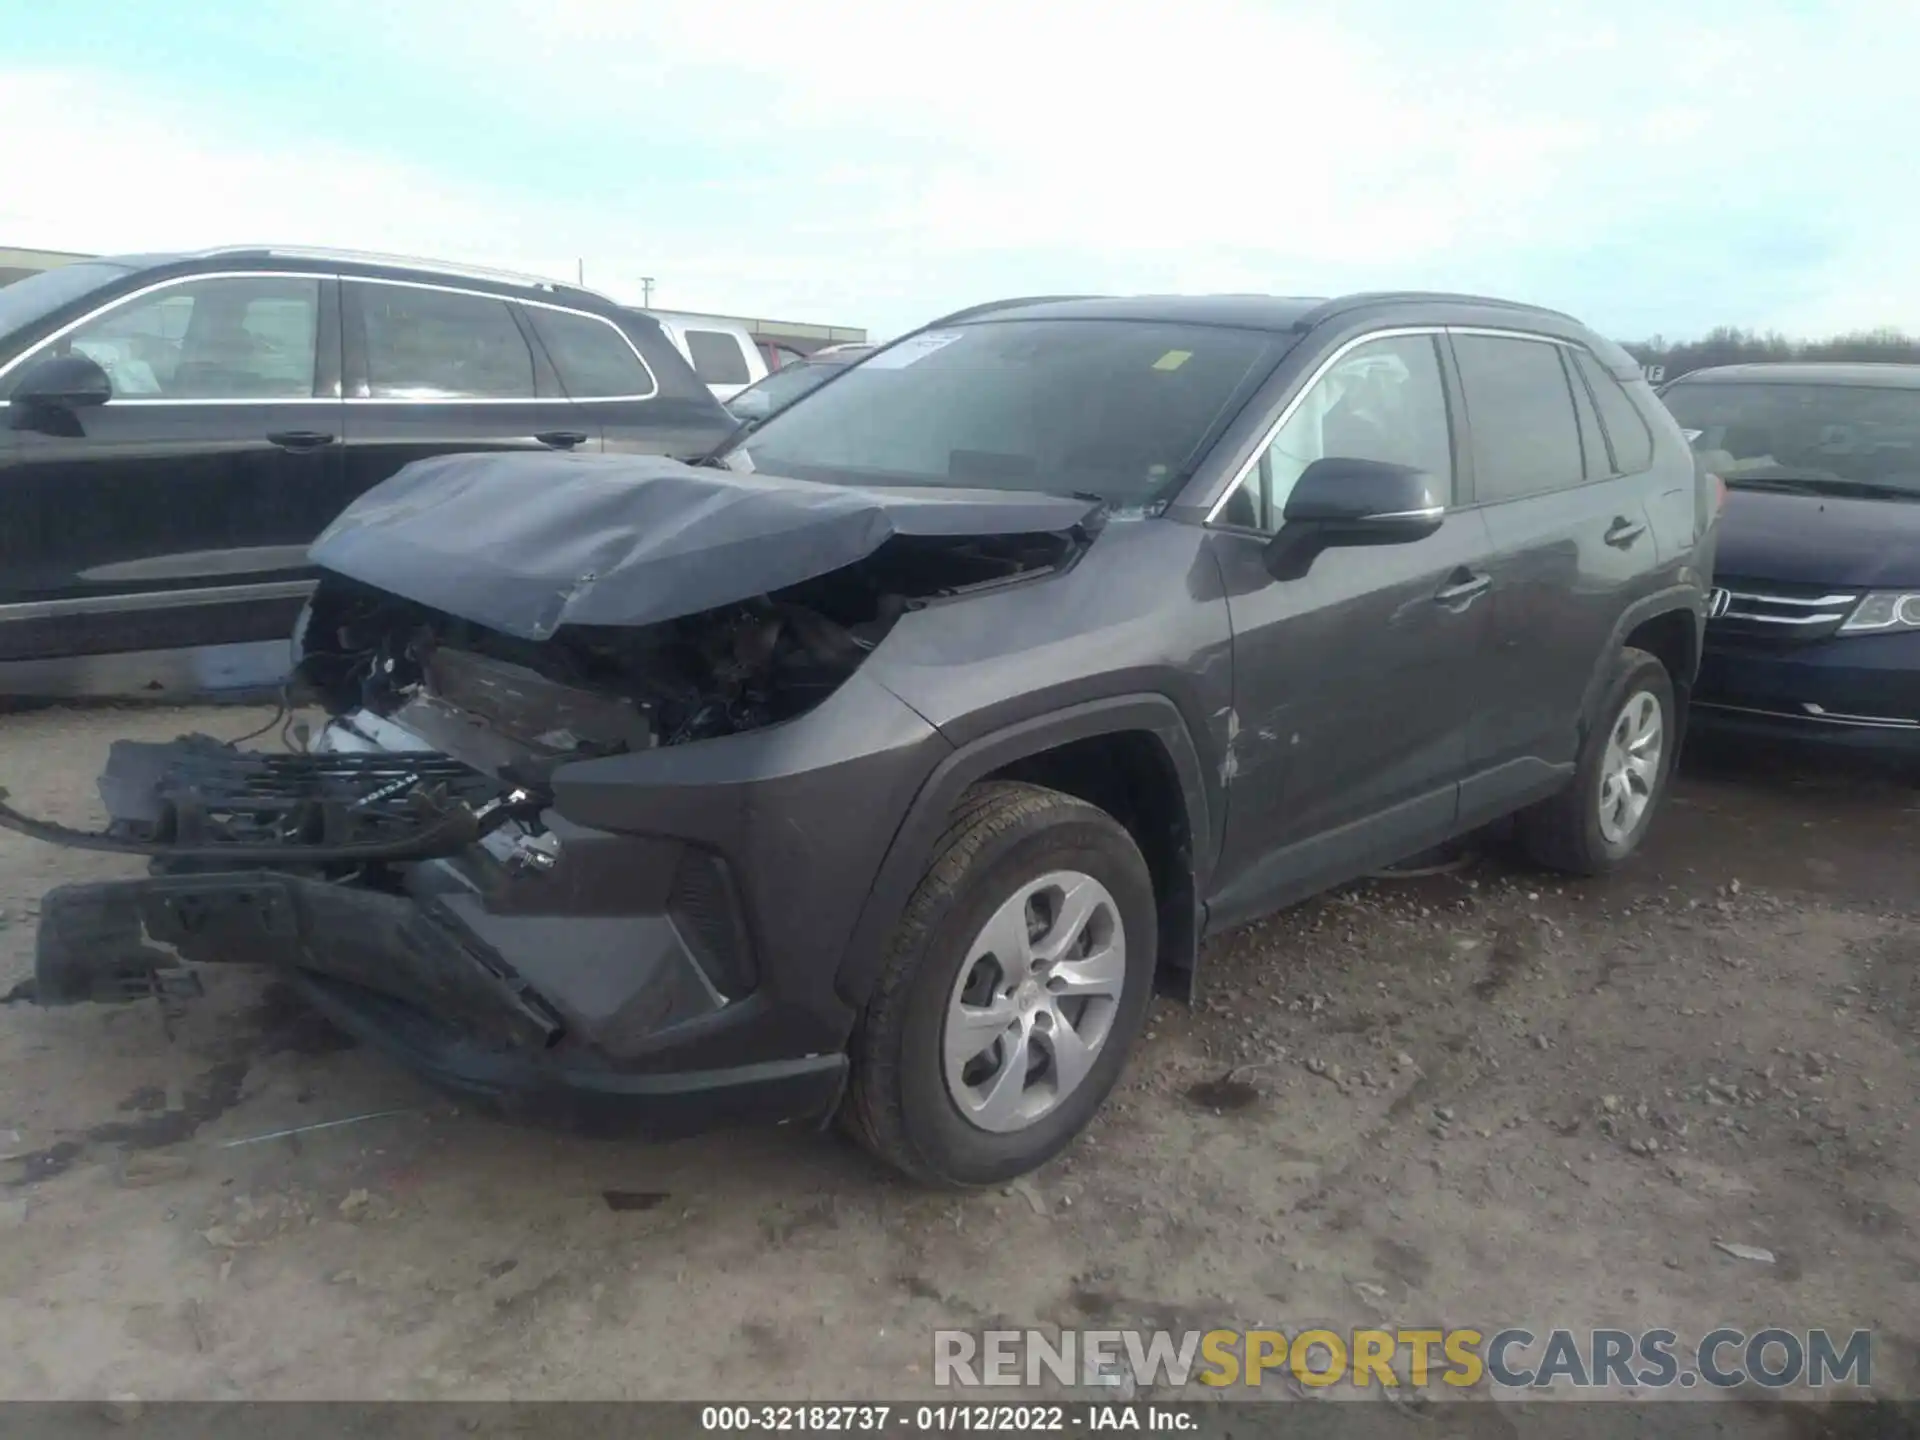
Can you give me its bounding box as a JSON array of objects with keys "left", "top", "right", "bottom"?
[
  {"left": 0, "top": 271, "right": 344, "bottom": 680},
  {"left": 1204, "top": 331, "right": 1495, "bottom": 931},
  {"left": 339, "top": 278, "right": 596, "bottom": 507}
]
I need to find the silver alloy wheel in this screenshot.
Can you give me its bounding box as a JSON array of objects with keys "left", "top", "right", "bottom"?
[
  {"left": 1597, "top": 688, "right": 1664, "bottom": 846},
  {"left": 942, "top": 870, "right": 1127, "bottom": 1134}
]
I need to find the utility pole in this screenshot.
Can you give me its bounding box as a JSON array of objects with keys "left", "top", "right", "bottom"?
[
  {"left": 640, "top": 276, "right": 656, "bottom": 307},
  {"left": 576, "top": 258, "right": 585, "bottom": 284}
]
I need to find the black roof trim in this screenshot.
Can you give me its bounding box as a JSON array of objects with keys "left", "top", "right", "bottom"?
[
  {"left": 925, "top": 295, "right": 1109, "bottom": 327},
  {"left": 1295, "top": 291, "right": 1582, "bottom": 327}
]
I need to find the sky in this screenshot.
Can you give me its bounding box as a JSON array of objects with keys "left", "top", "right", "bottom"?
[{"left": 0, "top": 0, "right": 1914, "bottom": 343}]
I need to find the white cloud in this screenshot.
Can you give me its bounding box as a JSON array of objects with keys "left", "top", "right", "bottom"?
[{"left": 4, "top": 0, "right": 1918, "bottom": 339}]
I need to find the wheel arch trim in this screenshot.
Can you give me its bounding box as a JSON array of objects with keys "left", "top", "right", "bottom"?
[{"left": 833, "top": 694, "right": 1211, "bottom": 1008}]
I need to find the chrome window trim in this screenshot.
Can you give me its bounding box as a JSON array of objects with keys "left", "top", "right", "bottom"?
[
  {"left": 0, "top": 267, "right": 659, "bottom": 406},
  {"left": 0, "top": 269, "right": 327, "bottom": 391},
  {"left": 0, "top": 578, "right": 316, "bottom": 624},
  {"left": 1204, "top": 322, "right": 1588, "bottom": 523},
  {"left": 349, "top": 274, "right": 660, "bottom": 403},
  {"left": 1203, "top": 325, "right": 1446, "bottom": 525}
]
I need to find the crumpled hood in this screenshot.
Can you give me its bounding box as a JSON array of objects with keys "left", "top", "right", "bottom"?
[
  {"left": 1717, "top": 487, "right": 1920, "bottom": 588},
  {"left": 308, "top": 451, "right": 1102, "bottom": 640}
]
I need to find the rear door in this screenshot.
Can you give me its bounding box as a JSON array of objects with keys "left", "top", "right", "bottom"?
[
  {"left": 339, "top": 278, "right": 596, "bottom": 506},
  {"left": 1453, "top": 330, "right": 1660, "bottom": 819},
  {"left": 0, "top": 270, "right": 345, "bottom": 679}
]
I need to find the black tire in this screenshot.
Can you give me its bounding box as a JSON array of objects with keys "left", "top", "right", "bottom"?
[
  {"left": 1516, "top": 646, "right": 1676, "bottom": 875},
  {"left": 840, "top": 781, "right": 1157, "bottom": 1188}
]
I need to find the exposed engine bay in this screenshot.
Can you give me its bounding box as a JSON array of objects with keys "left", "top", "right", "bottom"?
[
  {"left": 0, "top": 530, "right": 1081, "bottom": 867},
  {"left": 299, "top": 528, "right": 1077, "bottom": 766}
]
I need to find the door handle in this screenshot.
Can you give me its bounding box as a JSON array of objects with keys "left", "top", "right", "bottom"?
[
  {"left": 1604, "top": 517, "right": 1647, "bottom": 548},
  {"left": 1433, "top": 570, "right": 1491, "bottom": 605},
  {"left": 534, "top": 430, "right": 589, "bottom": 449},
  {"left": 266, "top": 430, "right": 336, "bottom": 451}
]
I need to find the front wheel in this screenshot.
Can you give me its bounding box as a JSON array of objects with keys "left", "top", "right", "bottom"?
[
  {"left": 1517, "top": 646, "right": 1677, "bottom": 875},
  {"left": 841, "top": 781, "right": 1157, "bottom": 1188}
]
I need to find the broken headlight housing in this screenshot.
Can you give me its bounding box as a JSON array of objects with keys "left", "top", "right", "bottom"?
[{"left": 1839, "top": 591, "right": 1920, "bottom": 634}]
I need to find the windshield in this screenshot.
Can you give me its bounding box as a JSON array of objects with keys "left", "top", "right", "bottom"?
[
  {"left": 1663, "top": 379, "right": 1920, "bottom": 495},
  {"left": 729, "top": 357, "right": 844, "bottom": 418},
  {"left": 0, "top": 261, "right": 137, "bottom": 344},
  {"left": 732, "top": 319, "right": 1289, "bottom": 506}
]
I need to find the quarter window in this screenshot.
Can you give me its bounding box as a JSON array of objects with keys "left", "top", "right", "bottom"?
[
  {"left": 685, "top": 329, "right": 751, "bottom": 385},
  {"left": 524, "top": 307, "right": 653, "bottom": 399},
  {"left": 1575, "top": 351, "right": 1656, "bottom": 474},
  {"left": 1224, "top": 334, "right": 1454, "bottom": 533},
  {"left": 15, "top": 274, "right": 320, "bottom": 400},
  {"left": 358, "top": 283, "right": 535, "bottom": 400},
  {"left": 1451, "top": 334, "right": 1586, "bottom": 501}
]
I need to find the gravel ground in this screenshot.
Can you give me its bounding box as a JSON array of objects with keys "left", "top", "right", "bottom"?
[{"left": 0, "top": 704, "right": 1915, "bottom": 1409}]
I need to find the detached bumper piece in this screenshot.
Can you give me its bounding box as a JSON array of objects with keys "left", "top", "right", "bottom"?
[
  {"left": 32, "top": 866, "right": 846, "bottom": 1139},
  {"left": 0, "top": 735, "right": 500, "bottom": 862}
]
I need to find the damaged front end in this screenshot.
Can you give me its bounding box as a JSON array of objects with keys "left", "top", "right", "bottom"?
[{"left": 3, "top": 452, "right": 1098, "bottom": 1135}]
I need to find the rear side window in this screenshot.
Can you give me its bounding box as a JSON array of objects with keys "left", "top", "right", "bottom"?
[
  {"left": 1575, "top": 352, "right": 1656, "bottom": 473},
  {"left": 524, "top": 307, "right": 655, "bottom": 399},
  {"left": 358, "top": 283, "right": 534, "bottom": 400},
  {"left": 1452, "top": 334, "right": 1585, "bottom": 501},
  {"left": 1563, "top": 350, "right": 1609, "bottom": 480},
  {"left": 685, "top": 329, "right": 751, "bottom": 385}
]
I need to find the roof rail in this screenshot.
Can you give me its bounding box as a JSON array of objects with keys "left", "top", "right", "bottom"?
[
  {"left": 190, "top": 245, "right": 600, "bottom": 297},
  {"left": 922, "top": 295, "right": 1108, "bottom": 327},
  {"left": 1296, "top": 291, "right": 1582, "bottom": 327}
]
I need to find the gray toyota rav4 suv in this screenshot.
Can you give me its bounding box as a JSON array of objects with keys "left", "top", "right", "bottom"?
[{"left": 7, "top": 292, "right": 1718, "bottom": 1187}]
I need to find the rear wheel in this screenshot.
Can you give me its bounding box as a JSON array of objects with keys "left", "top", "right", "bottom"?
[
  {"left": 1517, "top": 646, "right": 1676, "bottom": 875},
  {"left": 841, "top": 781, "right": 1156, "bottom": 1188}
]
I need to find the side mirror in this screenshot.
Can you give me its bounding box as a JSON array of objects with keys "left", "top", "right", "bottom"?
[
  {"left": 1263, "top": 456, "right": 1444, "bottom": 580},
  {"left": 8, "top": 353, "right": 112, "bottom": 431}
]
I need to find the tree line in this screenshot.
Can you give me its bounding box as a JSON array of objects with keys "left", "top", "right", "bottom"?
[{"left": 1621, "top": 328, "right": 1920, "bottom": 384}]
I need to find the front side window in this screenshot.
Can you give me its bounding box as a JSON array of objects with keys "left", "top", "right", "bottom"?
[
  {"left": 358, "top": 283, "right": 534, "bottom": 400},
  {"left": 686, "top": 329, "right": 752, "bottom": 385},
  {"left": 1661, "top": 380, "right": 1920, "bottom": 496},
  {"left": 1452, "top": 334, "right": 1586, "bottom": 501},
  {"left": 1222, "top": 333, "right": 1454, "bottom": 532},
  {"left": 734, "top": 319, "right": 1288, "bottom": 507},
  {"left": 9, "top": 274, "right": 320, "bottom": 400},
  {"left": 524, "top": 306, "right": 653, "bottom": 399}
]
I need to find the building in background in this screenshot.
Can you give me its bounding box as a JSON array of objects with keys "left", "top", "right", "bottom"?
[{"left": 0, "top": 246, "right": 94, "bottom": 287}]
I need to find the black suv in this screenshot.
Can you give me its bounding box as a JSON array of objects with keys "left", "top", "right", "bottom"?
[
  {"left": 0, "top": 247, "right": 736, "bottom": 699},
  {"left": 9, "top": 292, "right": 1716, "bottom": 1187}
]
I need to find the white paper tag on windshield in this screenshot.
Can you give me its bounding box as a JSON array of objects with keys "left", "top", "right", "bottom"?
[{"left": 863, "top": 330, "right": 966, "bottom": 369}]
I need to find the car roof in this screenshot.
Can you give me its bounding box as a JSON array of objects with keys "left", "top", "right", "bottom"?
[
  {"left": 99, "top": 244, "right": 615, "bottom": 309},
  {"left": 934, "top": 290, "right": 1583, "bottom": 335},
  {"left": 1666, "top": 362, "right": 1920, "bottom": 390}
]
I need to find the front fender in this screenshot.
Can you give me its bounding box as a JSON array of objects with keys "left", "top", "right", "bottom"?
[{"left": 833, "top": 693, "right": 1211, "bottom": 1007}]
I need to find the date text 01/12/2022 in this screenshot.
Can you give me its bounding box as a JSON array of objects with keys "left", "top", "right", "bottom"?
[{"left": 699, "top": 1404, "right": 1195, "bottom": 1432}]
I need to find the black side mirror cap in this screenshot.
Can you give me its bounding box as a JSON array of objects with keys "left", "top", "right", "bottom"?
[
  {"left": 1262, "top": 456, "right": 1445, "bottom": 580},
  {"left": 8, "top": 353, "right": 112, "bottom": 427}
]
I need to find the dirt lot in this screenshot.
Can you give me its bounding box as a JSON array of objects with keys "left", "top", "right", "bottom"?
[{"left": 0, "top": 704, "right": 1916, "bottom": 1406}]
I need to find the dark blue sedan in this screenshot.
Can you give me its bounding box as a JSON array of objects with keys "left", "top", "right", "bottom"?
[{"left": 1663, "top": 362, "right": 1920, "bottom": 753}]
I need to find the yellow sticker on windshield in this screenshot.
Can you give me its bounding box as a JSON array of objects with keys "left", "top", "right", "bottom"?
[{"left": 1152, "top": 349, "right": 1192, "bottom": 371}]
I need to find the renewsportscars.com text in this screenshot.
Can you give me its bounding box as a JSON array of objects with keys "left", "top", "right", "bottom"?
[{"left": 935, "top": 1327, "right": 1874, "bottom": 1391}]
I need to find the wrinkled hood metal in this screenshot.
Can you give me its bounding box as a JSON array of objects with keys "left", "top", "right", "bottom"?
[{"left": 307, "top": 451, "right": 1103, "bottom": 640}]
